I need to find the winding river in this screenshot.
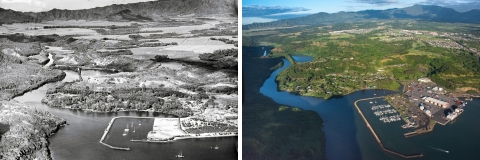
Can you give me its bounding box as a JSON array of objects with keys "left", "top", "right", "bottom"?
[
  {"left": 258, "top": 51, "right": 480, "bottom": 160},
  {"left": 13, "top": 70, "right": 237, "bottom": 160}
]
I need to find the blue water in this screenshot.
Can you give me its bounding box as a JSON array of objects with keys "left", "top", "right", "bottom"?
[
  {"left": 259, "top": 54, "right": 480, "bottom": 160},
  {"left": 260, "top": 58, "right": 397, "bottom": 160},
  {"left": 291, "top": 55, "right": 314, "bottom": 62}
]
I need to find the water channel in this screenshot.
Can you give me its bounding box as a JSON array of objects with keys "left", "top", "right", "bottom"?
[{"left": 257, "top": 49, "right": 480, "bottom": 160}]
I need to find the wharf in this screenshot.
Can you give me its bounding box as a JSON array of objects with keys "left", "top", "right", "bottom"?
[{"left": 354, "top": 97, "right": 424, "bottom": 158}]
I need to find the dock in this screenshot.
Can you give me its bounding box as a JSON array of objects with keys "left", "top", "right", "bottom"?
[{"left": 354, "top": 97, "right": 424, "bottom": 158}]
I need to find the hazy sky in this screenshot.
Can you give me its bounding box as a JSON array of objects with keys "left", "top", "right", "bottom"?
[
  {"left": 243, "top": 0, "right": 480, "bottom": 16},
  {"left": 0, "top": 0, "right": 156, "bottom": 12}
]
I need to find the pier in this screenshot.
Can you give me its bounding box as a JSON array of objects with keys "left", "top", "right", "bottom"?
[{"left": 354, "top": 97, "right": 424, "bottom": 158}]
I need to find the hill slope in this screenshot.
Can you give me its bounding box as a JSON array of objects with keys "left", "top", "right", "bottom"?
[
  {"left": 244, "top": 5, "right": 480, "bottom": 29},
  {"left": 0, "top": 0, "right": 237, "bottom": 24}
]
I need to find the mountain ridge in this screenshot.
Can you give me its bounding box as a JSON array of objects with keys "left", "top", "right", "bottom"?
[
  {"left": 0, "top": 0, "right": 237, "bottom": 24},
  {"left": 243, "top": 5, "right": 480, "bottom": 30}
]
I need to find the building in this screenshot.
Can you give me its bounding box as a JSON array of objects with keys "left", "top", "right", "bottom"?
[
  {"left": 423, "top": 97, "right": 450, "bottom": 108},
  {"left": 418, "top": 78, "right": 432, "bottom": 83}
]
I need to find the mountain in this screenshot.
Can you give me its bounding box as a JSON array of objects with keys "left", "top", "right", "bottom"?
[
  {"left": 243, "top": 5, "right": 480, "bottom": 30},
  {"left": 0, "top": 0, "right": 237, "bottom": 24},
  {"left": 0, "top": 8, "right": 37, "bottom": 24}
]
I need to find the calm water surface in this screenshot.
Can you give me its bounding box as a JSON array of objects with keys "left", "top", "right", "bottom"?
[
  {"left": 13, "top": 70, "right": 237, "bottom": 160},
  {"left": 257, "top": 49, "right": 480, "bottom": 160}
]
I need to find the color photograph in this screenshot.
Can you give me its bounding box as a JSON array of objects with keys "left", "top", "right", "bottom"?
[{"left": 243, "top": 0, "right": 480, "bottom": 159}]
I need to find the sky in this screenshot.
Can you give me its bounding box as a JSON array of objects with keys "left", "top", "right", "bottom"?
[{"left": 0, "top": 0, "right": 156, "bottom": 12}]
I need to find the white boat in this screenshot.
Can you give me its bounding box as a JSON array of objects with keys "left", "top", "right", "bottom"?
[
  {"left": 370, "top": 101, "right": 373, "bottom": 104},
  {"left": 133, "top": 126, "right": 135, "bottom": 133},
  {"left": 214, "top": 145, "right": 219, "bottom": 150},
  {"left": 176, "top": 150, "right": 184, "bottom": 158},
  {"left": 123, "top": 124, "right": 129, "bottom": 136}
]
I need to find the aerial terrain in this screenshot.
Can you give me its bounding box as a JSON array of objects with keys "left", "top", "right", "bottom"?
[
  {"left": 244, "top": 3, "right": 480, "bottom": 160},
  {"left": 0, "top": 0, "right": 238, "bottom": 159}
]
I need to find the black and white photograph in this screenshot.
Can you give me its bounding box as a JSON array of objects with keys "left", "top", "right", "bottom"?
[{"left": 0, "top": 0, "right": 238, "bottom": 159}]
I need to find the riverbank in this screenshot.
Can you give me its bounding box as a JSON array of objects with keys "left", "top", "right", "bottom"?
[
  {"left": 7, "top": 71, "right": 66, "bottom": 101},
  {"left": 243, "top": 46, "right": 326, "bottom": 159},
  {"left": 0, "top": 101, "right": 66, "bottom": 160},
  {"left": 0, "top": 62, "right": 66, "bottom": 101}
]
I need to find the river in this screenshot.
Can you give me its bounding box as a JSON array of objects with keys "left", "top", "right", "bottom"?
[
  {"left": 13, "top": 70, "right": 237, "bottom": 160},
  {"left": 257, "top": 47, "right": 480, "bottom": 160}
]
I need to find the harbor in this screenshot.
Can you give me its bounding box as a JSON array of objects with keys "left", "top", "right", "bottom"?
[
  {"left": 355, "top": 97, "right": 424, "bottom": 158},
  {"left": 102, "top": 116, "right": 238, "bottom": 147}
]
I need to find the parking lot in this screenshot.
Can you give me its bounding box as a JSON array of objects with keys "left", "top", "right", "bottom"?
[{"left": 403, "top": 80, "right": 457, "bottom": 124}]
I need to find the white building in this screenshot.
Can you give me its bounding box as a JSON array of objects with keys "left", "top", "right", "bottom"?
[
  {"left": 418, "top": 78, "right": 432, "bottom": 83},
  {"left": 423, "top": 97, "right": 450, "bottom": 108}
]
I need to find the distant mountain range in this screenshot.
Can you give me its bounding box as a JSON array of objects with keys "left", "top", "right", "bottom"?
[
  {"left": 244, "top": 5, "right": 480, "bottom": 30},
  {"left": 0, "top": 0, "right": 237, "bottom": 24}
]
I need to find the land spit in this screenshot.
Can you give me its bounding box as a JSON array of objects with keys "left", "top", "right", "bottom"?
[{"left": 354, "top": 97, "right": 424, "bottom": 158}]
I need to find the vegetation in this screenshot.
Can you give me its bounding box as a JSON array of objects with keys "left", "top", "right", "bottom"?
[
  {"left": 0, "top": 101, "right": 66, "bottom": 160},
  {"left": 243, "top": 47, "right": 326, "bottom": 159},
  {"left": 246, "top": 20, "right": 480, "bottom": 99},
  {"left": 42, "top": 65, "right": 237, "bottom": 117},
  {"left": 0, "top": 52, "right": 65, "bottom": 101}
]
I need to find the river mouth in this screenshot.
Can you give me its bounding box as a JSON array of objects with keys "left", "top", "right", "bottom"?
[{"left": 256, "top": 46, "right": 480, "bottom": 160}]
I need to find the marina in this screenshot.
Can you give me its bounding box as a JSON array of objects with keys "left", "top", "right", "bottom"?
[
  {"left": 355, "top": 97, "right": 424, "bottom": 158},
  {"left": 371, "top": 104, "right": 402, "bottom": 123}
]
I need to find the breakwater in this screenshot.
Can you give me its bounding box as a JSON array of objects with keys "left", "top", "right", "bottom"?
[
  {"left": 354, "top": 97, "right": 424, "bottom": 158},
  {"left": 99, "top": 117, "right": 131, "bottom": 151}
]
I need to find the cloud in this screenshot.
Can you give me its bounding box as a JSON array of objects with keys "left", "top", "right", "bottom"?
[
  {"left": 243, "top": 5, "right": 310, "bottom": 17},
  {"left": 420, "top": 0, "right": 480, "bottom": 12},
  {"left": 0, "top": 0, "right": 47, "bottom": 11},
  {"left": 349, "top": 0, "right": 398, "bottom": 6}
]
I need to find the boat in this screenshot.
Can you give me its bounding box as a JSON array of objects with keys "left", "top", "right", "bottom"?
[
  {"left": 176, "top": 150, "right": 184, "bottom": 158},
  {"left": 214, "top": 145, "right": 219, "bottom": 150},
  {"left": 123, "top": 124, "right": 129, "bottom": 136},
  {"left": 370, "top": 101, "right": 373, "bottom": 104},
  {"left": 133, "top": 126, "right": 135, "bottom": 133}
]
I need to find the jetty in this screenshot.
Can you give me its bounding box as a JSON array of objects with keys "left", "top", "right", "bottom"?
[
  {"left": 354, "top": 97, "right": 424, "bottom": 158},
  {"left": 99, "top": 117, "right": 131, "bottom": 151}
]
